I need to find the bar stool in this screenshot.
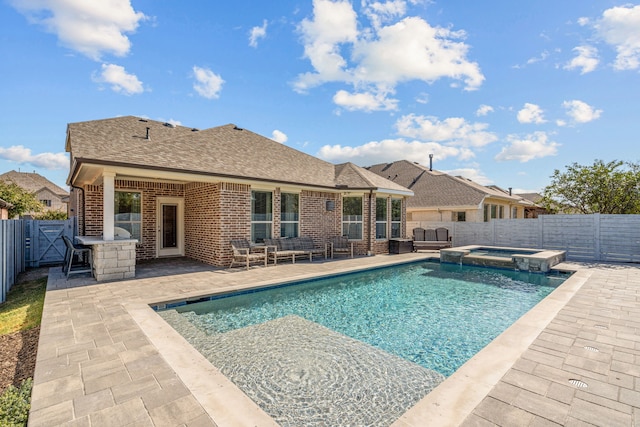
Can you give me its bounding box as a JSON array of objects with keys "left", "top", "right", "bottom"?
[{"left": 62, "top": 236, "right": 93, "bottom": 279}]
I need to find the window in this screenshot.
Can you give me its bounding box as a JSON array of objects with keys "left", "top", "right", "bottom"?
[
  {"left": 452, "top": 211, "right": 466, "bottom": 222},
  {"left": 512, "top": 207, "right": 518, "bottom": 219},
  {"left": 375, "top": 197, "right": 387, "bottom": 239},
  {"left": 391, "top": 198, "right": 402, "bottom": 238},
  {"left": 251, "top": 191, "right": 272, "bottom": 243},
  {"left": 280, "top": 193, "right": 299, "bottom": 238},
  {"left": 342, "top": 196, "right": 363, "bottom": 239},
  {"left": 484, "top": 204, "right": 504, "bottom": 222},
  {"left": 40, "top": 199, "right": 52, "bottom": 207},
  {"left": 115, "top": 191, "right": 141, "bottom": 240}
]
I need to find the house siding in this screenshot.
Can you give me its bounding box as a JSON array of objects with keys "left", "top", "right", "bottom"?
[{"left": 77, "top": 180, "right": 407, "bottom": 267}]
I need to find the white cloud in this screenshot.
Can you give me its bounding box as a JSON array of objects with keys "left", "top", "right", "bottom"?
[
  {"left": 562, "top": 100, "right": 602, "bottom": 123},
  {"left": 495, "top": 132, "right": 559, "bottom": 162},
  {"left": 517, "top": 103, "right": 546, "bottom": 124},
  {"left": 395, "top": 114, "right": 498, "bottom": 148},
  {"left": 271, "top": 130, "right": 288, "bottom": 143},
  {"left": 593, "top": 4, "right": 640, "bottom": 70},
  {"left": 476, "top": 104, "right": 494, "bottom": 116},
  {"left": 526, "top": 50, "right": 549, "bottom": 65},
  {"left": 92, "top": 63, "right": 144, "bottom": 95},
  {"left": 362, "top": 0, "right": 407, "bottom": 29},
  {"left": 9, "top": 0, "right": 146, "bottom": 60},
  {"left": 294, "top": 0, "right": 484, "bottom": 111},
  {"left": 249, "top": 20, "right": 268, "bottom": 48},
  {"left": 564, "top": 45, "right": 599, "bottom": 74},
  {"left": 192, "top": 66, "right": 224, "bottom": 99},
  {"left": 0, "top": 145, "right": 68, "bottom": 170},
  {"left": 333, "top": 89, "right": 398, "bottom": 111},
  {"left": 317, "top": 138, "right": 462, "bottom": 166}
]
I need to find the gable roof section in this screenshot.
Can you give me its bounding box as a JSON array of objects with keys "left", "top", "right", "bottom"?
[
  {"left": 0, "top": 170, "right": 69, "bottom": 196},
  {"left": 66, "top": 116, "right": 412, "bottom": 195},
  {"left": 367, "top": 160, "right": 522, "bottom": 209},
  {"left": 334, "top": 163, "right": 411, "bottom": 194}
]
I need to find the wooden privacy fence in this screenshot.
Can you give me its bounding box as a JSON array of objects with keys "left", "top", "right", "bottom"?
[
  {"left": 408, "top": 214, "right": 640, "bottom": 263},
  {"left": 1, "top": 220, "right": 25, "bottom": 304},
  {"left": 1, "top": 218, "right": 76, "bottom": 304}
]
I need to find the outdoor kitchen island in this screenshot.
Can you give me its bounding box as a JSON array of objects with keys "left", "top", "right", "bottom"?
[{"left": 75, "top": 236, "right": 138, "bottom": 281}]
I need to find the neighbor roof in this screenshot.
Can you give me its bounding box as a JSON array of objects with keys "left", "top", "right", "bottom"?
[
  {"left": 366, "top": 160, "right": 523, "bottom": 208},
  {"left": 0, "top": 170, "right": 69, "bottom": 196},
  {"left": 66, "top": 116, "right": 412, "bottom": 195},
  {"left": 0, "top": 197, "right": 13, "bottom": 209}
]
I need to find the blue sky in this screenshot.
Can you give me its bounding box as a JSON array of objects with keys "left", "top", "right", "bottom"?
[{"left": 1, "top": 1, "right": 639, "bottom": 193}]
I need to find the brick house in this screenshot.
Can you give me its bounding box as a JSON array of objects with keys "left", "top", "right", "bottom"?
[
  {"left": 66, "top": 116, "right": 413, "bottom": 267},
  {"left": 0, "top": 170, "right": 69, "bottom": 217},
  {"left": 0, "top": 198, "right": 11, "bottom": 219},
  {"left": 366, "top": 160, "right": 535, "bottom": 224}
]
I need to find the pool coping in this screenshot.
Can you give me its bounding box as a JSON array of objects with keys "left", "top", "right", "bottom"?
[
  {"left": 129, "top": 257, "right": 587, "bottom": 427},
  {"left": 31, "top": 253, "right": 618, "bottom": 426}
]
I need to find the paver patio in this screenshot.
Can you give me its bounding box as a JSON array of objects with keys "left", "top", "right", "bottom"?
[{"left": 29, "top": 254, "right": 640, "bottom": 426}]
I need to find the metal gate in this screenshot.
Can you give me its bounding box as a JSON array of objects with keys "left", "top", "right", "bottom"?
[{"left": 25, "top": 218, "right": 76, "bottom": 267}]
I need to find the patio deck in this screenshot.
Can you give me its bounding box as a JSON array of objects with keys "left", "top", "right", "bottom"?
[{"left": 29, "top": 255, "right": 640, "bottom": 426}]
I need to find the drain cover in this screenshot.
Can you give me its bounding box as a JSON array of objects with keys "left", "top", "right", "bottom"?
[
  {"left": 569, "top": 379, "right": 588, "bottom": 388},
  {"left": 584, "top": 346, "right": 599, "bottom": 352}
]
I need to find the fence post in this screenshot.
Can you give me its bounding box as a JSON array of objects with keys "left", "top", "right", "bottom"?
[{"left": 593, "top": 213, "right": 601, "bottom": 261}]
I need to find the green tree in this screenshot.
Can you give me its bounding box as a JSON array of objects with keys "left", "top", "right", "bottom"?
[
  {"left": 0, "top": 182, "right": 43, "bottom": 218},
  {"left": 541, "top": 160, "right": 640, "bottom": 214},
  {"left": 33, "top": 209, "right": 67, "bottom": 220}
]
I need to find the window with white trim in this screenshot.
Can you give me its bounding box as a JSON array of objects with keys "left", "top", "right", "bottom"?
[
  {"left": 251, "top": 190, "right": 272, "bottom": 243},
  {"left": 115, "top": 191, "right": 142, "bottom": 240},
  {"left": 375, "top": 197, "right": 387, "bottom": 239},
  {"left": 391, "top": 198, "right": 402, "bottom": 238},
  {"left": 280, "top": 192, "right": 299, "bottom": 238},
  {"left": 342, "top": 196, "right": 363, "bottom": 239}
]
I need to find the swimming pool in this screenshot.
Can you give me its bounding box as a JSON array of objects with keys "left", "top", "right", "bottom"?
[{"left": 158, "top": 261, "right": 567, "bottom": 426}]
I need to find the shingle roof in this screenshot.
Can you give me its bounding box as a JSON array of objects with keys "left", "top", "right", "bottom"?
[
  {"left": 366, "top": 160, "right": 522, "bottom": 208},
  {"left": 66, "top": 116, "right": 411, "bottom": 194},
  {"left": 0, "top": 170, "right": 69, "bottom": 196},
  {"left": 0, "top": 198, "right": 13, "bottom": 209}
]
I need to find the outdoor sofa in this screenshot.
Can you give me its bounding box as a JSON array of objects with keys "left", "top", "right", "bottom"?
[
  {"left": 264, "top": 237, "right": 325, "bottom": 264},
  {"left": 412, "top": 227, "right": 452, "bottom": 251}
]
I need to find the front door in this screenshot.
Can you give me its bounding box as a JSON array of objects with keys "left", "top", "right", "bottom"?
[{"left": 157, "top": 197, "right": 184, "bottom": 257}]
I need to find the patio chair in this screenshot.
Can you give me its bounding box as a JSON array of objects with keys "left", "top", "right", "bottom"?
[
  {"left": 229, "top": 239, "right": 268, "bottom": 270},
  {"left": 329, "top": 236, "right": 354, "bottom": 258},
  {"left": 62, "top": 236, "right": 93, "bottom": 279}
]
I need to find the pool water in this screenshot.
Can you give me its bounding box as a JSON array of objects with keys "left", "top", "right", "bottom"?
[{"left": 158, "top": 261, "right": 566, "bottom": 426}]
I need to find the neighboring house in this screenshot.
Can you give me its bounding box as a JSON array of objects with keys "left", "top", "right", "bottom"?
[
  {"left": 366, "top": 160, "right": 534, "bottom": 223},
  {"left": 516, "top": 193, "right": 550, "bottom": 218},
  {"left": 0, "top": 198, "right": 12, "bottom": 219},
  {"left": 65, "top": 116, "right": 413, "bottom": 267},
  {"left": 0, "top": 170, "right": 69, "bottom": 217}
]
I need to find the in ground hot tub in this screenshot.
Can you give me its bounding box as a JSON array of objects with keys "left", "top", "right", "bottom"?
[{"left": 440, "top": 245, "right": 566, "bottom": 272}]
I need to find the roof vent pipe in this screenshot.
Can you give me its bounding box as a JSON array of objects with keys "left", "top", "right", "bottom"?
[
  {"left": 509, "top": 187, "right": 512, "bottom": 196},
  {"left": 429, "top": 153, "right": 433, "bottom": 171},
  {"left": 146, "top": 127, "right": 150, "bottom": 140}
]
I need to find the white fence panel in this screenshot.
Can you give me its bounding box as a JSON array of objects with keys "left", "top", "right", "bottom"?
[{"left": 408, "top": 214, "right": 640, "bottom": 263}]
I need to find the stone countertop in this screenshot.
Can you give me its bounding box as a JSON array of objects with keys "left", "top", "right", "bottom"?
[{"left": 75, "top": 236, "right": 138, "bottom": 245}]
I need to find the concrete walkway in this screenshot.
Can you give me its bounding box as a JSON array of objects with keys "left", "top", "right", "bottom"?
[{"left": 28, "top": 255, "right": 640, "bottom": 426}]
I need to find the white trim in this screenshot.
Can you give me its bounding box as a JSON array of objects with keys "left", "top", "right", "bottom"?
[{"left": 157, "top": 197, "right": 184, "bottom": 257}]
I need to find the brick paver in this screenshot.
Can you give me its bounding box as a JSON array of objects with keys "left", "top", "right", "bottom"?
[{"left": 28, "top": 256, "right": 640, "bottom": 426}]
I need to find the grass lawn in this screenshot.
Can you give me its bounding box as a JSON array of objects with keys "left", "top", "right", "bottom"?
[
  {"left": 0, "top": 277, "right": 47, "bottom": 336},
  {"left": 0, "top": 274, "right": 47, "bottom": 426}
]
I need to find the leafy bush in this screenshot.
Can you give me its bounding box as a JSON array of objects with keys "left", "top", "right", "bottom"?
[
  {"left": 0, "top": 378, "right": 32, "bottom": 426},
  {"left": 32, "top": 210, "right": 67, "bottom": 220}
]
